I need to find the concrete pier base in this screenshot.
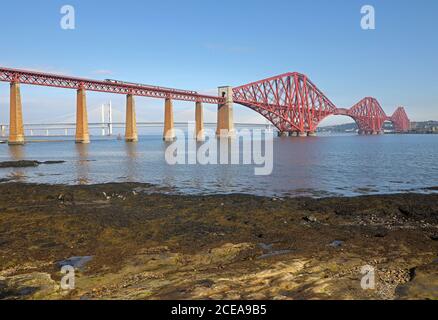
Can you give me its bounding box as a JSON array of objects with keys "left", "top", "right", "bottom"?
[
  {"left": 163, "top": 98, "right": 176, "bottom": 141},
  {"left": 195, "top": 101, "right": 204, "bottom": 141},
  {"left": 75, "top": 88, "right": 90, "bottom": 144},
  {"left": 216, "top": 86, "right": 235, "bottom": 138},
  {"left": 8, "top": 82, "right": 25, "bottom": 145},
  {"left": 278, "top": 131, "right": 289, "bottom": 137},
  {"left": 307, "top": 131, "right": 316, "bottom": 137},
  {"left": 298, "top": 132, "right": 308, "bottom": 137},
  {"left": 125, "top": 94, "right": 138, "bottom": 142}
]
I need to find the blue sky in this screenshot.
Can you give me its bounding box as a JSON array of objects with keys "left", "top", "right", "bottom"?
[{"left": 0, "top": 0, "right": 437, "bottom": 125}]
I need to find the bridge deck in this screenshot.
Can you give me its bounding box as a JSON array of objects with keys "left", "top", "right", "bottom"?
[{"left": 0, "top": 67, "right": 224, "bottom": 105}]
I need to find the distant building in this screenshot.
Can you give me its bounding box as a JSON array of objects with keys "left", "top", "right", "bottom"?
[{"left": 409, "top": 121, "right": 438, "bottom": 133}]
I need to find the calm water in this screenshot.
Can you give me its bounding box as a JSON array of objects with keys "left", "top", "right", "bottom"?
[{"left": 0, "top": 132, "right": 437, "bottom": 197}]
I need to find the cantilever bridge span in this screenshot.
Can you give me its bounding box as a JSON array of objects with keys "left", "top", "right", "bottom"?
[
  {"left": 233, "top": 72, "right": 410, "bottom": 136},
  {"left": 0, "top": 67, "right": 410, "bottom": 145}
]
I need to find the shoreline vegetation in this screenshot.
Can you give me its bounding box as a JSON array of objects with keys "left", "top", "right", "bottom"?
[{"left": 0, "top": 182, "right": 437, "bottom": 300}]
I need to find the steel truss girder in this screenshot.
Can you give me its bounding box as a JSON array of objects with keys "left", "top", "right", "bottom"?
[
  {"left": 0, "top": 67, "right": 223, "bottom": 104},
  {"left": 233, "top": 73, "right": 410, "bottom": 134}
]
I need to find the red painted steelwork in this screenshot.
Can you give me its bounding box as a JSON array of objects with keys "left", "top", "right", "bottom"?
[
  {"left": 344, "top": 97, "right": 387, "bottom": 134},
  {"left": 0, "top": 67, "right": 411, "bottom": 133},
  {"left": 233, "top": 72, "right": 337, "bottom": 133},
  {"left": 233, "top": 73, "right": 410, "bottom": 134},
  {"left": 390, "top": 107, "right": 411, "bottom": 132},
  {"left": 0, "top": 67, "right": 223, "bottom": 104}
]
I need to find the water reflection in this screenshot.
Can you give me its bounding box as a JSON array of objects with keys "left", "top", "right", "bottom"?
[
  {"left": 123, "top": 142, "right": 138, "bottom": 181},
  {"left": 7, "top": 145, "right": 27, "bottom": 182},
  {"left": 273, "top": 138, "right": 317, "bottom": 194},
  {"left": 8, "top": 145, "right": 25, "bottom": 160},
  {"left": 75, "top": 144, "right": 90, "bottom": 185},
  {"left": 216, "top": 139, "right": 239, "bottom": 192}
]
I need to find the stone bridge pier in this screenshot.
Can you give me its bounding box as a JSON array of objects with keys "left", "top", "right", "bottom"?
[
  {"left": 8, "top": 82, "right": 25, "bottom": 145},
  {"left": 216, "top": 86, "right": 235, "bottom": 138},
  {"left": 125, "top": 94, "right": 138, "bottom": 142},
  {"left": 75, "top": 88, "right": 90, "bottom": 144}
]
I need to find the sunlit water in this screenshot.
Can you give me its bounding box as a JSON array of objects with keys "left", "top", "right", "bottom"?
[{"left": 0, "top": 131, "right": 437, "bottom": 198}]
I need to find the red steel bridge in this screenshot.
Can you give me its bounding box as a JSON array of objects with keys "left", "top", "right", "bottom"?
[
  {"left": 0, "top": 67, "right": 410, "bottom": 144},
  {"left": 233, "top": 72, "right": 410, "bottom": 136}
]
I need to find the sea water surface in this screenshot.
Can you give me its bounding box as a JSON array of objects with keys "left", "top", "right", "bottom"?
[{"left": 0, "top": 132, "right": 437, "bottom": 197}]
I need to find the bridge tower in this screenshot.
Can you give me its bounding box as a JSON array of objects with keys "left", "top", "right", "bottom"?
[
  {"left": 8, "top": 81, "right": 25, "bottom": 145},
  {"left": 100, "top": 104, "right": 106, "bottom": 136},
  {"left": 216, "top": 86, "right": 234, "bottom": 137},
  {"left": 108, "top": 100, "right": 113, "bottom": 136}
]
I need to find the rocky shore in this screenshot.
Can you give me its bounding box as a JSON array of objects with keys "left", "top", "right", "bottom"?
[{"left": 0, "top": 182, "right": 437, "bottom": 300}]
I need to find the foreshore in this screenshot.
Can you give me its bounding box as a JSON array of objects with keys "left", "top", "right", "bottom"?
[{"left": 0, "top": 182, "right": 437, "bottom": 300}]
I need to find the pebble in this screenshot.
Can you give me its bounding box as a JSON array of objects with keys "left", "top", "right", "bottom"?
[
  {"left": 303, "top": 215, "right": 318, "bottom": 223},
  {"left": 329, "top": 240, "right": 344, "bottom": 248}
]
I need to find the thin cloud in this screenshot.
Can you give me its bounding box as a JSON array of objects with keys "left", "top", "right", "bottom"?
[
  {"left": 198, "top": 88, "right": 218, "bottom": 96},
  {"left": 92, "top": 69, "right": 113, "bottom": 76},
  {"left": 204, "top": 43, "right": 254, "bottom": 54}
]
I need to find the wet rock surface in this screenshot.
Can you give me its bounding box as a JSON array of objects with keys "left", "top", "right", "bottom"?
[
  {"left": 0, "top": 160, "right": 41, "bottom": 168},
  {"left": 395, "top": 263, "right": 438, "bottom": 299},
  {"left": 0, "top": 272, "right": 61, "bottom": 299},
  {"left": 57, "top": 256, "right": 93, "bottom": 271},
  {"left": 0, "top": 183, "right": 437, "bottom": 300},
  {"left": 0, "top": 160, "right": 65, "bottom": 168}
]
